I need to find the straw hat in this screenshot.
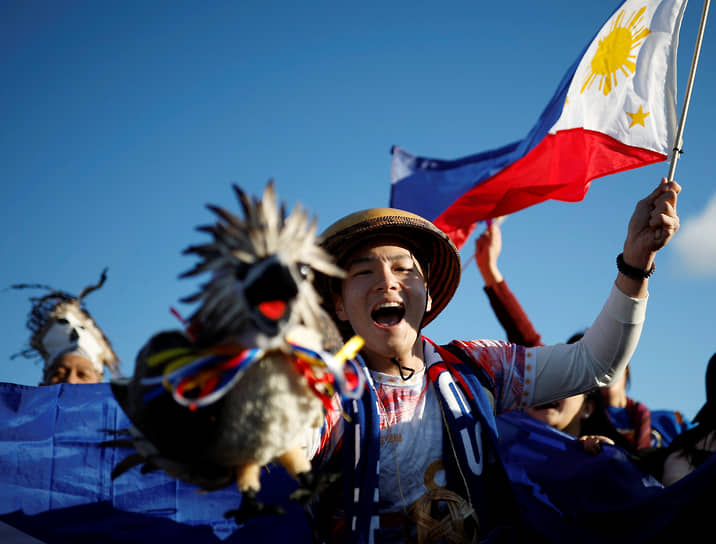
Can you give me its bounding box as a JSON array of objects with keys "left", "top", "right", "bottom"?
[{"left": 318, "top": 208, "right": 461, "bottom": 330}]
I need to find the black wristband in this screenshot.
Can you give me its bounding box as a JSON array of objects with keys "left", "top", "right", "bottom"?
[{"left": 616, "top": 253, "right": 655, "bottom": 279}]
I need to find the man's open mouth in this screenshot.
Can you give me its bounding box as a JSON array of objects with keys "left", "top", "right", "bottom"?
[{"left": 371, "top": 302, "right": 405, "bottom": 327}]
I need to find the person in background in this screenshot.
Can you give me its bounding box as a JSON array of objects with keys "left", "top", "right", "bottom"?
[
  {"left": 525, "top": 389, "right": 614, "bottom": 455},
  {"left": 599, "top": 363, "right": 689, "bottom": 450},
  {"left": 505, "top": 329, "right": 636, "bottom": 455},
  {"left": 11, "top": 269, "right": 121, "bottom": 385},
  {"left": 475, "top": 221, "right": 689, "bottom": 451},
  {"left": 660, "top": 352, "right": 716, "bottom": 485}
]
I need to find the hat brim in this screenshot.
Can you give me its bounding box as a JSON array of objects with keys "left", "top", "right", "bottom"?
[{"left": 317, "top": 208, "right": 461, "bottom": 332}]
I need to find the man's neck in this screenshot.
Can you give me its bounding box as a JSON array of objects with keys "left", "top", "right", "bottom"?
[{"left": 362, "top": 340, "right": 425, "bottom": 377}]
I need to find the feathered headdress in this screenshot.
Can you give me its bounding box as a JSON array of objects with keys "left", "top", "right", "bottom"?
[{"left": 12, "top": 268, "right": 121, "bottom": 383}]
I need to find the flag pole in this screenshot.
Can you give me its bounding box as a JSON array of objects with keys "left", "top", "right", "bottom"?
[{"left": 668, "top": 0, "right": 711, "bottom": 181}]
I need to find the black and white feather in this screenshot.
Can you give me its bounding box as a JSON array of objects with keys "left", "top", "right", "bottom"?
[
  {"left": 180, "top": 181, "right": 345, "bottom": 351},
  {"left": 109, "top": 182, "right": 360, "bottom": 519},
  {"left": 11, "top": 269, "right": 120, "bottom": 381}
]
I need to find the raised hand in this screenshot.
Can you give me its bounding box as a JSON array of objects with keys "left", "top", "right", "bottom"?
[
  {"left": 617, "top": 178, "right": 681, "bottom": 298},
  {"left": 476, "top": 223, "right": 504, "bottom": 287}
]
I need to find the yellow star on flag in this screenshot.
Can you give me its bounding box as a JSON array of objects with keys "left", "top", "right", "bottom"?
[{"left": 627, "top": 105, "right": 650, "bottom": 128}]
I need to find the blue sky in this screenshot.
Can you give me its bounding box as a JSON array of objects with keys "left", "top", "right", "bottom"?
[{"left": 1, "top": 0, "right": 714, "bottom": 419}]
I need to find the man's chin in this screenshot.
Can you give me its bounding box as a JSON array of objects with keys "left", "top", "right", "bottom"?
[{"left": 356, "top": 320, "right": 419, "bottom": 346}]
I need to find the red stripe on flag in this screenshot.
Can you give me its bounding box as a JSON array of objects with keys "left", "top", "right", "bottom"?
[{"left": 434, "top": 128, "right": 666, "bottom": 248}]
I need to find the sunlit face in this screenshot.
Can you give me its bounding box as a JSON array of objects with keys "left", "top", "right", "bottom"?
[
  {"left": 527, "top": 394, "right": 590, "bottom": 437},
  {"left": 333, "top": 242, "right": 431, "bottom": 366},
  {"left": 44, "top": 353, "right": 102, "bottom": 385}
]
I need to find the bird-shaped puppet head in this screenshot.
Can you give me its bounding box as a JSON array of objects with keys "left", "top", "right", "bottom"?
[
  {"left": 109, "top": 182, "right": 364, "bottom": 520},
  {"left": 181, "top": 181, "right": 349, "bottom": 350}
]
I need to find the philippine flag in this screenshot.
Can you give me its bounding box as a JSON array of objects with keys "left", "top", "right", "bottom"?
[{"left": 390, "top": 0, "right": 688, "bottom": 249}]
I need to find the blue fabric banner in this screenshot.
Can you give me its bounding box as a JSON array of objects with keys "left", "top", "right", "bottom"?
[
  {"left": 0, "top": 382, "right": 312, "bottom": 543},
  {"left": 496, "top": 410, "right": 715, "bottom": 543},
  {"left": 2, "top": 381, "right": 714, "bottom": 543}
]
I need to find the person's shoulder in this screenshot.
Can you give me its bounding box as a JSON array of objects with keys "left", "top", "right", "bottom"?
[
  {"left": 440, "top": 339, "right": 529, "bottom": 371},
  {"left": 437, "top": 339, "right": 519, "bottom": 378},
  {"left": 445, "top": 338, "right": 514, "bottom": 352}
]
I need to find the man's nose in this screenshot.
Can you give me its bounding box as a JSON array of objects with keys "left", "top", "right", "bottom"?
[{"left": 375, "top": 265, "right": 399, "bottom": 290}]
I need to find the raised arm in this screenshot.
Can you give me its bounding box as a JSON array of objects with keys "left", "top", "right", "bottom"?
[
  {"left": 525, "top": 178, "right": 681, "bottom": 408},
  {"left": 476, "top": 223, "right": 542, "bottom": 347}
]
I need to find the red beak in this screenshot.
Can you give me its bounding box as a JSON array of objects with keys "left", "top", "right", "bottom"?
[{"left": 258, "top": 300, "right": 287, "bottom": 321}]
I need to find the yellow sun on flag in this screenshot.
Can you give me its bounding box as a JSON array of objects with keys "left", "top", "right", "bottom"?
[{"left": 580, "top": 6, "right": 651, "bottom": 96}]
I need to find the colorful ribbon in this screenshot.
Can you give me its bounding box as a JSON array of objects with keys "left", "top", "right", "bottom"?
[{"left": 140, "top": 334, "right": 364, "bottom": 412}]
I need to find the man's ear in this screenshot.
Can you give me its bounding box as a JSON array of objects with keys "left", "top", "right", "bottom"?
[
  {"left": 426, "top": 290, "right": 433, "bottom": 313},
  {"left": 333, "top": 294, "right": 348, "bottom": 321},
  {"left": 582, "top": 398, "right": 595, "bottom": 419}
]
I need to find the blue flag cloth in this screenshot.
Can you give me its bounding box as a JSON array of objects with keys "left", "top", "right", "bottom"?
[
  {"left": 496, "top": 410, "right": 715, "bottom": 543},
  {"left": 0, "top": 382, "right": 312, "bottom": 544}
]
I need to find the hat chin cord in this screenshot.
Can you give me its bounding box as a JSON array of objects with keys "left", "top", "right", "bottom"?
[
  {"left": 390, "top": 357, "right": 418, "bottom": 381},
  {"left": 390, "top": 288, "right": 430, "bottom": 382}
]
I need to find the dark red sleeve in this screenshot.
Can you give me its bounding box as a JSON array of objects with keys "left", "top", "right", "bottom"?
[{"left": 483, "top": 280, "right": 543, "bottom": 347}]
